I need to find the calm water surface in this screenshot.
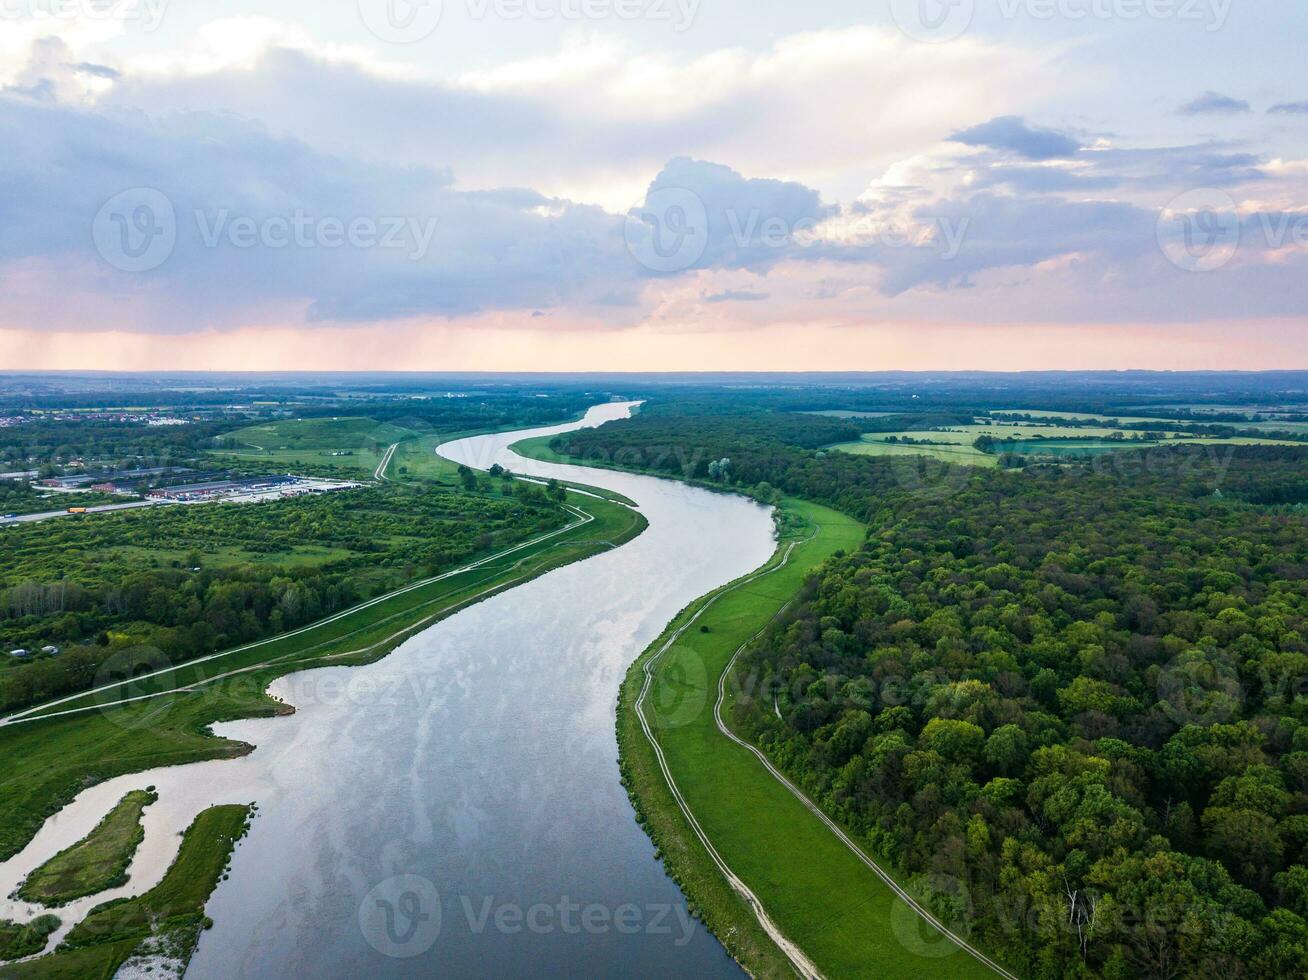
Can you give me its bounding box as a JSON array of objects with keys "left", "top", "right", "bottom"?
[{"left": 180, "top": 402, "right": 776, "bottom": 977}]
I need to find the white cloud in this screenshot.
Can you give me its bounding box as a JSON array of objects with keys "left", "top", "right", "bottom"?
[{"left": 87, "top": 25, "right": 1053, "bottom": 210}]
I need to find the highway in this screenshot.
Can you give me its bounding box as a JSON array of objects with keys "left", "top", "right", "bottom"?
[{"left": 2, "top": 499, "right": 171, "bottom": 526}]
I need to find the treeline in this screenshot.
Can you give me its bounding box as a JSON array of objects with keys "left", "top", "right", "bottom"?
[
  {"left": 0, "top": 418, "right": 236, "bottom": 472},
  {"left": 325, "top": 392, "right": 598, "bottom": 432},
  {"left": 0, "top": 483, "right": 566, "bottom": 713},
  {"left": 565, "top": 405, "right": 1308, "bottom": 977}
]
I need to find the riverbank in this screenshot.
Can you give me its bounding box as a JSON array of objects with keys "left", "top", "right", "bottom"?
[
  {"left": 610, "top": 494, "right": 1001, "bottom": 979},
  {"left": 0, "top": 488, "right": 645, "bottom": 974},
  {"left": 1, "top": 804, "right": 253, "bottom": 979}
]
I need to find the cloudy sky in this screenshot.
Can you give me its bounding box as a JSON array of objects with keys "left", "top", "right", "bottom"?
[{"left": 2, "top": 0, "right": 1305, "bottom": 370}]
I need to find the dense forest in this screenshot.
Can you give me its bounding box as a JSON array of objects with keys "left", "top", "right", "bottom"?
[
  {"left": 561, "top": 406, "right": 1308, "bottom": 978},
  {"left": 0, "top": 481, "right": 564, "bottom": 713}
]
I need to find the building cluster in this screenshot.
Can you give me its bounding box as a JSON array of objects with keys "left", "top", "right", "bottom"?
[
  {"left": 39, "top": 467, "right": 194, "bottom": 492},
  {"left": 144, "top": 475, "right": 360, "bottom": 503},
  {"left": 146, "top": 476, "right": 300, "bottom": 502}
]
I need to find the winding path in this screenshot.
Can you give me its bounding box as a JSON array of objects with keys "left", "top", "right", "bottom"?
[
  {"left": 374, "top": 442, "right": 400, "bottom": 481},
  {"left": 636, "top": 522, "right": 1020, "bottom": 980}
]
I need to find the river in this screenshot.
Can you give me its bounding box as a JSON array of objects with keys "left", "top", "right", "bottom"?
[{"left": 0, "top": 403, "right": 778, "bottom": 978}]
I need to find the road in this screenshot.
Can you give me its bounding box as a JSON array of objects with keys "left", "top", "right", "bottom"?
[
  {"left": 634, "top": 540, "right": 824, "bottom": 980},
  {"left": 635, "top": 526, "right": 1019, "bottom": 980},
  {"left": 712, "top": 545, "right": 1020, "bottom": 980},
  {"left": 374, "top": 442, "right": 399, "bottom": 481},
  {"left": 2, "top": 499, "right": 170, "bottom": 526}
]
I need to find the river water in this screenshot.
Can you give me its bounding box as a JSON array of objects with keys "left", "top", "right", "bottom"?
[{"left": 0, "top": 403, "right": 777, "bottom": 978}]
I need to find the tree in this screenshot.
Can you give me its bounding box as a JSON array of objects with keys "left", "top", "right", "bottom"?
[{"left": 918, "top": 718, "right": 985, "bottom": 764}]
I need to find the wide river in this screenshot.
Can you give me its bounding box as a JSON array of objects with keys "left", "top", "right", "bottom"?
[{"left": 0, "top": 403, "right": 777, "bottom": 977}]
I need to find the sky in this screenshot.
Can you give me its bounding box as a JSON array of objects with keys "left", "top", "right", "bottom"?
[{"left": 1, "top": 0, "right": 1306, "bottom": 371}]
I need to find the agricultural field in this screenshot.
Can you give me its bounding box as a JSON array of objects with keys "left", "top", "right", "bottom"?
[
  {"left": 211, "top": 416, "right": 419, "bottom": 477},
  {"left": 824, "top": 438, "right": 999, "bottom": 467},
  {"left": 829, "top": 418, "right": 1305, "bottom": 466},
  {"left": 993, "top": 407, "right": 1308, "bottom": 434},
  {"left": 988, "top": 409, "right": 1171, "bottom": 424}
]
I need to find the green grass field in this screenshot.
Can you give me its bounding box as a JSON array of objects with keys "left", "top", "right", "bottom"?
[
  {"left": 0, "top": 918, "right": 59, "bottom": 965},
  {"left": 993, "top": 408, "right": 1308, "bottom": 435},
  {"left": 16, "top": 791, "right": 156, "bottom": 906},
  {"left": 212, "top": 416, "right": 421, "bottom": 477},
  {"left": 620, "top": 498, "right": 999, "bottom": 979},
  {"left": 830, "top": 419, "right": 1304, "bottom": 468},
  {"left": 0, "top": 805, "right": 253, "bottom": 979},
  {"left": 826, "top": 438, "right": 999, "bottom": 467}
]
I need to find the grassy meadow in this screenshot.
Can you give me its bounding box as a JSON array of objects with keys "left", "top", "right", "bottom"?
[
  {"left": 16, "top": 791, "right": 156, "bottom": 906},
  {"left": 0, "top": 805, "right": 253, "bottom": 979},
  {"left": 620, "top": 498, "right": 999, "bottom": 979}
]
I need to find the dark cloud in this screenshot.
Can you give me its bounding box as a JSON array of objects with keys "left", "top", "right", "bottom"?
[
  {"left": 703, "top": 290, "right": 769, "bottom": 303},
  {"left": 948, "top": 116, "right": 1081, "bottom": 161},
  {"left": 68, "top": 63, "right": 122, "bottom": 80},
  {"left": 1268, "top": 101, "right": 1308, "bottom": 115},
  {"left": 634, "top": 157, "right": 835, "bottom": 273},
  {"left": 1177, "top": 91, "right": 1252, "bottom": 115},
  {"left": 0, "top": 95, "right": 639, "bottom": 329},
  {"left": 1, "top": 89, "right": 1303, "bottom": 335}
]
